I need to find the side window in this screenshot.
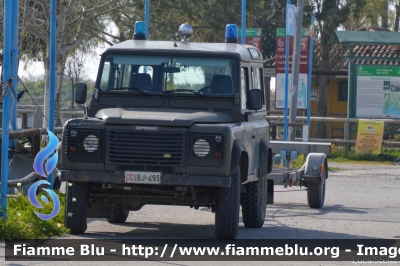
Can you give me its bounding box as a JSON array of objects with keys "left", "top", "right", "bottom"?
[
  {"left": 252, "top": 67, "right": 261, "bottom": 90},
  {"left": 249, "top": 67, "right": 266, "bottom": 110},
  {"left": 241, "top": 68, "right": 248, "bottom": 109},
  {"left": 259, "top": 68, "right": 265, "bottom": 107},
  {"left": 100, "top": 62, "right": 110, "bottom": 90}
]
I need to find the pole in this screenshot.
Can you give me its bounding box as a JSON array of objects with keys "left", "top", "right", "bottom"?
[
  {"left": 11, "top": 0, "right": 19, "bottom": 133},
  {"left": 144, "top": 0, "right": 149, "bottom": 40},
  {"left": 288, "top": 0, "right": 304, "bottom": 141},
  {"left": 241, "top": 0, "right": 246, "bottom": 44},
  {"left": 284, "top": 0, "right": 290, "bottom": 140},
  {"left": 48, "top": 0, "right": 56, "bottom": 188},
  {"left": 307, "top": 13, "right": 315, "bottom": 141},
  {"left": 69, "top": 78, "right": 72, "bottom": 110},
  {"left": 1, "top": 0, "right": 13, "bottom": 219}
]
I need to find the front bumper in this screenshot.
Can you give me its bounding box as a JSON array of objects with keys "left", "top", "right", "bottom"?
[{"left": 61, "top": 171, "right": 231, "bottom": 187}]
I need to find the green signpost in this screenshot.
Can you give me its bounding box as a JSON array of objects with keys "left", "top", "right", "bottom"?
[
  {"left": 276, "top": 28, "right": 310, "bottom": 37},
  {"left": 238, "top": 28, "right": 263, "bottom": 52},
  {"left": 355, "top": 65, "right": 400, "bottom": 118}
]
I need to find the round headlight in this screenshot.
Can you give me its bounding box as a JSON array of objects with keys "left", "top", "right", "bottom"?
[
  {"left": 193, "top": 139, "right": 210, "bottom": 157},
  {"left": 83, "top": 135, "right": 99, "bottom": 152}
]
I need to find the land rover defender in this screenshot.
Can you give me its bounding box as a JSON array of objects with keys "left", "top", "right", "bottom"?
[{"left": 61, "top": 23, "right": 284, "bottom": 240}]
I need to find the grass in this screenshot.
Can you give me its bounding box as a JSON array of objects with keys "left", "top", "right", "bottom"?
[
  {"left": 328, "top": 145, "right": 400, "bottom": 164},
  {"left": 275, "top": 146, "right": 400, "bottom": 170},
  {"left": 0, "top": 191, "right": 69, "bottom": 240}
]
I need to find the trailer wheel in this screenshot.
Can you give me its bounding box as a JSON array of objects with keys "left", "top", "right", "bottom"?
[
  {"left": 107, "top": 202, "right": 129, "bottom": 224},
  {"left": 65, "top": 182, "right": 88, "bottom": 234},
  {"left": 241, "top": 176, "right": 267, "bottom": 228},
  {"left": 307, "top": 162, "right": 327, "bottom": 208},
  {"left": 214, "top": 165, "right": 240, "bottom": 240}
]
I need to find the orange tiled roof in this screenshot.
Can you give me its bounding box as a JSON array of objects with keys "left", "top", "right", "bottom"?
[
  {"left": 264, "top": 28, "right": 400, "bottom": 68},
  {"left": 349, "top": 44, "right": 400, "bottom": 66}
]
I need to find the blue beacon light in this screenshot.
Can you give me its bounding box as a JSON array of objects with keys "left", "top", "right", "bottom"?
[
  {"left": 133, "top": 21, "right": 146, "bottom": 40},
  {"left": 225, "top": 24, "right": 238, "bottom": 43}
]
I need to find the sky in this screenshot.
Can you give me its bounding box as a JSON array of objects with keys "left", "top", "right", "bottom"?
[{"left": 19, "top": 52, "right": 103, "bottom": 82}]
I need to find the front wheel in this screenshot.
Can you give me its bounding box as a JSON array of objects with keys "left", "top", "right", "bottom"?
[
  {"left": 241, "top": 176, "right": 267, "bottom": 228},
  {"left": 65, "top": 182, "right": 88, "bottom": 234},
  {"left": 214, "top": 166, "right": 240, "bottom": 240}
]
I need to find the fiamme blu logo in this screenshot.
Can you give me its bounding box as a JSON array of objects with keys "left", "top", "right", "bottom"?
[{"left": 27, "top": 130, "right": 60, "bottom": 220}]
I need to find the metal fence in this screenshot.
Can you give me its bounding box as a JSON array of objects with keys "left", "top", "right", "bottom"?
[
  {"left": 266, "top": 115, "right": 400, "bottom": 153},
  {"left": 0, "top": 106, "right": 83, "bottom": 130}
]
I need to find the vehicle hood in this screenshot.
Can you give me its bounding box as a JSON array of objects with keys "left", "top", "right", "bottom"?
[{"left": 95, "top": 108, "right": 235, "bottom": 127}]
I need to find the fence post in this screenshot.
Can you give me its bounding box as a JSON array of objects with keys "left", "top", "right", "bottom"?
[
  {"left": 32, "top": 134, "right": 41, "bottom": 159},
  {"left": 21, "top": 113, "right": 27, "bottom": 129},
  {"left": 344, "top": 121, "right": 349, "bottom": 155},
  {"left": 271, "top": 124, "right": 277, "bottom": 140}
]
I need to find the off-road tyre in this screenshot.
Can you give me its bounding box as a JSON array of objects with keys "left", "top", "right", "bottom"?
[
  {"left": 307, "top": 162, "right": 327, "bottom": 208},
  {"left": 107, "top": 202, "right": 129, "bottom": 223},
  {"left": 241, "top": 176, "right": 267, "bottom": 228},
  {"left": 53, "top": 177, "right": 61, "bottom": 190},
  {"left": 214, "top": 166, "right": 240, "bottom": 240},
  {"left": 65, "top": 182, "right": 88, "bottom": 234}
]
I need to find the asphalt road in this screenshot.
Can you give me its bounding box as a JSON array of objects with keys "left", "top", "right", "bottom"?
[{"left": 2, "top": 162, "right": 400, "bottom": 265}]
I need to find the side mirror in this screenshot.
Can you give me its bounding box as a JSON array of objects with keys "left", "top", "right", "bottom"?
[
  {"left": 75, "top": 83, "right": 87, "bottom": 104},
  {"left": 247, "top": 89, "right": 263, "bottom": 110}
]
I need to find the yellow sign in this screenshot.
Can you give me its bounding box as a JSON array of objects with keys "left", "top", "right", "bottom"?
[{"left": 355, "top": 120, "right": 384, "bottom": 154}]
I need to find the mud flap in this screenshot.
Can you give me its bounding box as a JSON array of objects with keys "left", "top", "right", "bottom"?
[{"left": 302, "top": 153, "right": 328, "bottom": 182}]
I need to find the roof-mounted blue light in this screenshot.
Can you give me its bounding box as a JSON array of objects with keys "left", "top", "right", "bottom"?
[
  {"left": 133, "top": 21, "right": 146, "bottom": 40},
  {"left": 225, "top": 24, "right": 238, "bottom": 43}
]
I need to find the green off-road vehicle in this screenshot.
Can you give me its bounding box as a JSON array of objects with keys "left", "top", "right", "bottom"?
[{"left": 61, "top": 24, "right": 330, "bottom": 240}]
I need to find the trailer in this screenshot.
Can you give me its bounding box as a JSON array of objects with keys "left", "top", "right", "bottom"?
[{"left": 267, "top": 141, "right": 332, "bottom": 208}]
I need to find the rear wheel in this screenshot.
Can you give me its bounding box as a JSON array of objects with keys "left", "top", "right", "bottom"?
[
  {"left": 65, "top": 182, "right": 88, "bottom": 234},
  {"left": 241, "top": 176, "right": 267, "bottom": 228},
  {"left": 107, "top": 202, "right": 129, "bottom": 223},
  {"left": 214, "top": 166, "right": 240, "bottom": 240}
]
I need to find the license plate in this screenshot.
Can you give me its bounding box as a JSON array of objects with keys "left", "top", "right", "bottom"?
[{"left": 124, "top": 171, "right": 162, "bottom": 184}]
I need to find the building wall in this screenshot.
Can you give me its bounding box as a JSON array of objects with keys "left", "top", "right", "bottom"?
[{"left": 310, "top": 78, "right": 349, "bottom": 139}]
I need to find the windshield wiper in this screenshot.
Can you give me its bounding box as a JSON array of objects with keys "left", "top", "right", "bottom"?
[
  {"left": 108, "top": 87, "right": 149, "bottom": 95},
  {"left": 163, "top": 89, "right": 205, "bottom": 97}
]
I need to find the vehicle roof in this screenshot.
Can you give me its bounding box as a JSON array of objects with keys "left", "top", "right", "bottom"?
[{"left": 105, "top": 40, "right": 263, "bottom": 62}]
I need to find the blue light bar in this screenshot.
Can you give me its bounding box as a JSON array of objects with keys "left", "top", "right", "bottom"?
[
  {"left": 225, "top": 24, "right": 238, "bottom": 43},
  {"left": 133, "top": 21, "right": 145, "bottom": 40}
]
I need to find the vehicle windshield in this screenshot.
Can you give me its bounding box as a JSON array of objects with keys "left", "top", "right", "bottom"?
[{"left": 98, "top": 54, "right": 237, "bottom": 96}]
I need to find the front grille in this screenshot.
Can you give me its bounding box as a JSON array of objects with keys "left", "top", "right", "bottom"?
[
  {"left": 117, "top": 165, "right": 173, "bottom": 174},
  {"left": 106, "top": 129, "right": 186, "bottom": 166}
]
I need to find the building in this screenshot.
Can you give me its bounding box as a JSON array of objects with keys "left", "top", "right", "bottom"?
[{"left": 264, "top": 28, "right": 400, "bottom": 139}]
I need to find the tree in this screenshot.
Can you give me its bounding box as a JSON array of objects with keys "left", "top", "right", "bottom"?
[
  {"left": 104, "top": 0, "right": 286, "bottom": 58},
  {"left": 20, "top": 0, "right": 136, "bottom": 128},
  {"left": 342, "top": 0, "right": 399, "bottom": 31},
  {"left": 395, "top": 0, "right": 400, "bottom": 32},
  {"left": 306, "top": 0, "right": 365, "bottom": 138},
  {"left": 65, "top": 50, "right": 90, "bottom": 110}
]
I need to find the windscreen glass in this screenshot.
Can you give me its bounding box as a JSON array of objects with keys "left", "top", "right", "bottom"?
[{"left": 98, "top": 54, "right": 237, "bottom": 96}]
